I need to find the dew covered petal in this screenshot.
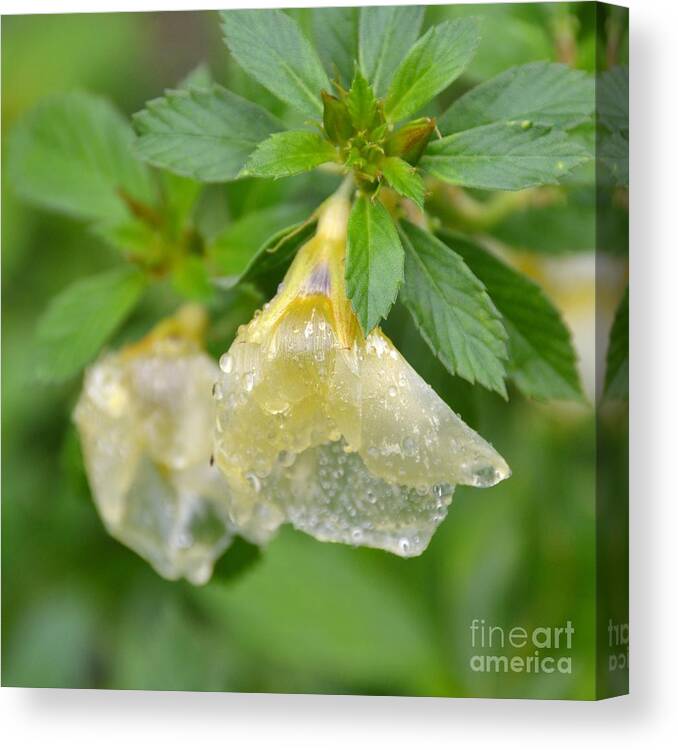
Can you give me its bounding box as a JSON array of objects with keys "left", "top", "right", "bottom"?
[
  {"left": 74, "top": 328, "right": 239, "bottom": 584},
  {"left": 348, "top": 330, "right": 511, "bottom": 489},
  {"left": 212, "top": 194, "right": 511, "bottom": 557}
]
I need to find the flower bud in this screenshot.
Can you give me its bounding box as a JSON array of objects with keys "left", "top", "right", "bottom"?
[
  {"left": 384, "top": 117, "right": 436, "bottom": 166},
  {"left": 321, "top": 90, "right": 353, "bottom": 146}
]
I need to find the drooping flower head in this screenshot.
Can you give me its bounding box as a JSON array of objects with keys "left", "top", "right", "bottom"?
[
  {"left": 213, "top": 193, "right": 510, "bottom": 556},
  {"left": 74, "top": 306, "right": 234, "bottom": 584}
]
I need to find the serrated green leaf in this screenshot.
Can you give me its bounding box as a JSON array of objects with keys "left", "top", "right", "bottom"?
[
  {"left": 399, "top": 221, "right": 508, "bottom": 396},
  {"left": 345, "top": 68, "right": 378, "bottom": 131},
  {"left": 380, "top": 157, "right": 425, "bottom": 209},
  {"left": 240, "top": 130, "right": 338, "bottom": 179},
  {"left": 35, "top": 266, "right": 146, "bottom": 382},
  {"left": 346, "top": 196, "right": 404, "bottom": 333},
  {"left": 8, "top": 92, "right": 155, "bottom": 223},
  {"left": 209, "top": 203, "right": 310, "bottom": 276},
  {"left": 133, "top": 84, "right": 283, "bottom": 182},
  {"left": 598, "top": 65, "right": 628, "bottom": 133},
  {"left": 384, "top": 18, "right": 480, "bottom": 123},
  {"left": 441, "top": 231, "right": 584, "bottom": 401},
  {"left": 312, "top": 6, "right": 359, "bottom": 87},
  {"left": 604, "top": 287, "right": 628, "bottom": 399},
  {"left": 438, "top": 62, "right": 594, "bottom": 134},
  {"left": 220, "top": 9, "right": 329, "bottom": 116},
  {"left": 358, "top": 5, "right": 424, "bottom": 97},
  {"left": 421, "top": 122, "right": 590, "bottom": 191}
]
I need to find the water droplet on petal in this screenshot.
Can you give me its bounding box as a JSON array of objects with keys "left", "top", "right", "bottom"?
[{"left": 219, "top": 354, "right": 233, "bottom": 374}]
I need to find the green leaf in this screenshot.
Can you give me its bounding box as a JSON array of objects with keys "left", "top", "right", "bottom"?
[
  {"left": 35, "top": 266, "right": 146, "bottom": 382},
  {"left": 399, "top": 221, "right": 508, "bottom": 396},
  {"left": 384, "top": 19, "right": 480, "bottom": 123},
  {"left": 441, "top": 231, "right": 584, "bottom": 401},
  {"left": 346, "top": 197, "right": 404, "bottom": 333},
  {"left": 177, "top": 62, "right": 213, "bottom": 90},
  {"left": 220, "top": 9, "right": 329, "bottom": 116},
  {"left": 380, "top": 157, "right": 425, "bottom": 209},
  {"left": 133, "top": 84, "right": 283, "bottom": 182},
  {"left": 604, "top": 287, "right": 628, "bottom": 399},
  {"left": 9, "top": 92, "right": 155, "bottom": 223},
  {"left": 240, "top": 130, "right": 338, "bottom": 179},
  {"left": 209, "top": 203, "right": 310, "bottom": 276},
  {"left": 233, "top": 220, "right": 318, "bottom": 296},
  {"left": 600, "top": 130, "right": 629, "bottom": 187},
  {"left": 345, "top": 68, "right": 378, "bottom": 131},
  {"left": 421, "top": 122, "right": 590, "bottom": 191},
  {"left": 358, "top": 5, "right": 424, "bottom": 97},
  {"left": 598, "top": 65, "right": 628, "bottom": 133},
  {"left": 160, "top": 172, "right": 202, "bottom": 238},
  {"left": 438, "top": 62, "right": 594, "bottom": 134},
  {"left": 92, "top": 218, "right": 162, "bottom": 262},
  {"left": 488, "top": 189, "right": 596, "bottom": 255},
  {"left": 312, "top": 6, "right": 359, "bottom": 87},
  {"left": 171, "top": 256, "right": 214, "bottom": 302}
]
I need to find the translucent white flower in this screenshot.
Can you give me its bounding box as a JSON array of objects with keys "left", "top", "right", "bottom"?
[
  {"left": 213, "top": 194, "right": 510, "bottom": 557},
  {"left": 74, "top": 306, "right": 234, "bottom": 584}
]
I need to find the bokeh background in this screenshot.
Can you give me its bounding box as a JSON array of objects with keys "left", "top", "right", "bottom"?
[{"left": 2, "top": 4, "right": 627, "bottom": 698}]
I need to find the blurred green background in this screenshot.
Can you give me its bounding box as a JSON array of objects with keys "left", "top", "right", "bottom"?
[{"left": 2, "top": 4, "right": 626, "bottom": 698}]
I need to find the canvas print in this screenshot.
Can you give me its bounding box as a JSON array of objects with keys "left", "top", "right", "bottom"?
[{"left": 1, "top": 2, "right": 628, "bottom": 699}]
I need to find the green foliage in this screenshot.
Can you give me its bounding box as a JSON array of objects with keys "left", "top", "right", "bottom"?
[
  {"left": 35, "top": 266, "right": 147, "bottom": 382},
  {"left": 384, "top": 18, "right": 481, "bottom": 123},
  {"left": 422, "top": 122, "right": 590, "bottom": 191},
  {"left": 358, "top": 5, "right": 424, "bottom": 97},
  {"left": 598, "top": 65, "right": 629, "bottom": 133},
  {"left": 604, "top": 287, "right": 629, "bottom": 399},
  {"left": 240, "top": 130, "right": 338, "bottom": 179},
  {"left": 443, "top": 232, "right": 584, "bottom": 401},
  {"left": 312, "top": 6, "right": 359, "bottom": 87},
  {"left": 380, "top": 156, "right": 425, "bottom": 209},
  {"left": 220, "top": 9, "right": 329, "bottom": 116},
  {"left": 399, "top": 222, "right": 508, "bottom": 396},
  {"left": 438, "top": 62, "right": 594, "bottom": 134},
  {"left": 9, "top": 91, "right": 155, "bottom": 223},
  {"left": 345, "top": 196, "right": 404, "bottom": 334},
  {"left": 133, "top": 85, "right": 283, "bottom": 182}
]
